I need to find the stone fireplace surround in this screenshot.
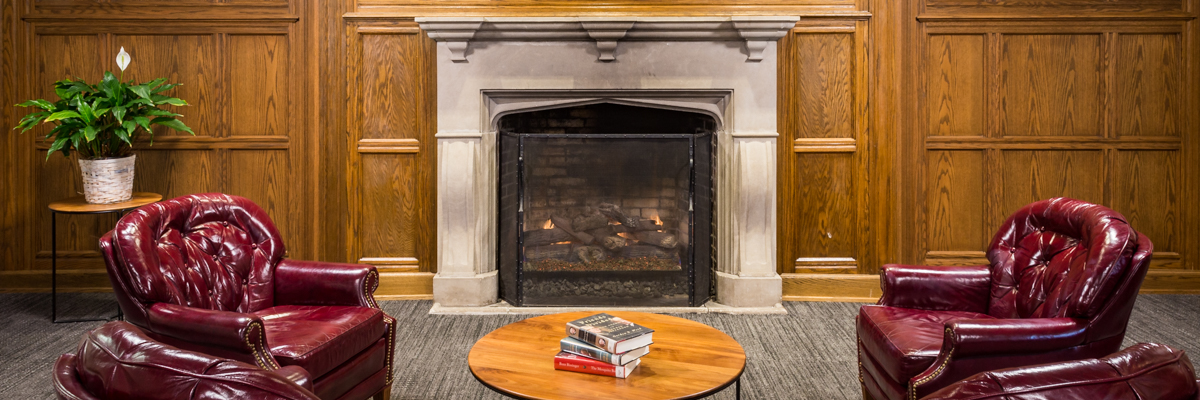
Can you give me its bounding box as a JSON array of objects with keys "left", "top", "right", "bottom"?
[{"left": 418, "top": 16, "right": 797, "bottom": 313}]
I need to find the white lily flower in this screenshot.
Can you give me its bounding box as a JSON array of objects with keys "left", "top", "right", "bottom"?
[{"left": 116, "top": 47, "right": 131, "bottom": 71}]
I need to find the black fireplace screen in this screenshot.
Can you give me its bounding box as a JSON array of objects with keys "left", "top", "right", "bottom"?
[{"left": 498, "top": 103, "right": 714, "bottom": 307}]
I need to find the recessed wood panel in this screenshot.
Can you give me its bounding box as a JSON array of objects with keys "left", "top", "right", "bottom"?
[
  {"left": 1113, "top": 151, "right": 1179, "bottom": 254},
  {"left": 782, "top": 154, "right": 857, "bottom": 259},
  {"left": 794, "top": 32, "right": 854, "bottom": 140},
  {"left": 229, "top": 150, "right": 296, "bottom": 246},
  {"left": 999, "top": 34, "right": 1101, "bottom": 137},
  {"left": 361, "top": 34, "right": 424, "bottom": 141},
  {"left": 1000, "top": 150, "right": 1105, "bottom": 218},
  {"left": 231, "top": 35, "right": 289, "bottom": 137},
  {"left": 360, "top": 154, "right": 425, "bottom": 262},
  {"left": 132, "top": 150, "right": 217, "bottom": 200},
  {"left": 927, "top": 150, "right": 985, "bottom": 251},
  {"left": 927, "top": 35, "right": 985, "bottom": 137},
  {"left": 1117, "top": 34, "right": 1181, "bottom": 137},
  {"left": 116, "top": 35, "right": 219, "bottom": 138}
]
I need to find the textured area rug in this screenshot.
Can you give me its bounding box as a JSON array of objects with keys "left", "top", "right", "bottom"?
[{"left": 2, "top": 293, "right": 1197, "bottom": 399}]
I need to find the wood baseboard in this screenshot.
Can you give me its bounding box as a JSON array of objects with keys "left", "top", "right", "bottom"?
[{"left": 376, "top": 271, "right": 434, "bottom": 298}]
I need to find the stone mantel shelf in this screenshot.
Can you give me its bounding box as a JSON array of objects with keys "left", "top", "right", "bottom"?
[{"left": 415, "top": 16, "right": 799, "bottom": 62}]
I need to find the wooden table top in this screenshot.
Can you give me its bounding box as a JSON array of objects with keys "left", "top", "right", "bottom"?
[
  {"left": 48, "top": 192, "right": 162, "bottom": 213},
  {"left": 468, "top": 311, "right": 746, "bottom": 400}
]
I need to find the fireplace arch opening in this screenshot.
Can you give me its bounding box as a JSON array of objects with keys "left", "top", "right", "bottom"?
[{"left": 497, "top": 102, "right": 716, "bottom": 306}]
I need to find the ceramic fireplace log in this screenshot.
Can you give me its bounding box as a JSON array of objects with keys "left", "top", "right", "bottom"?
[
  {"left": 597, "top": 203, "right": 639, "bottom": 229},
  {"left": 571, "top": 212, "right": 610, "bottom": 232},
  {"left": 525, "top": 244, "right": 573, "bottom": 260},
  {"left": 636, "top": 231, "right": 678, "bottom": 249},
  {"left": 522, "top": 228, "right": 574, "bottom": 247},
  {"left": 551, "top": 216, "right": 595, "bottom": 244},
  {"left": 621, "top": 244, "right": 675, "bottom": 259}
]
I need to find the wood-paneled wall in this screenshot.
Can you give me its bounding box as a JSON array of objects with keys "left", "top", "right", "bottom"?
[
  {"left": 3, "top": 0, "right": 1197, "bottom": 297},
  {"left": 0, "top": 1, "right": 317, "bottom": 290}
]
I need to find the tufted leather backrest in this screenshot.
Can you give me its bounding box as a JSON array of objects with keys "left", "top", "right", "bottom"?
[
  {"left": 108, "top": 193, "right": 285, "bottom": 314},
  {"left": 58, "top": 321, "right": 318, "bottom": 400},
  {"left": 987, "top": 198, "right": 1145, "bottom": 320}
]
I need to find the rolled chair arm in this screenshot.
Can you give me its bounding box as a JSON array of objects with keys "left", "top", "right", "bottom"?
[
  {"left": 909, "top": 318, "right": 1089, "bottom": 399},
  {"left": 53, "top": 354, "right": 101, "bottom": 400},
  {"left": 145, "top": 303, "right": 278, "bottom": 370},
  {"left": 879, "top": 264, "right": 991, "bottom": 313},
  {"left": 274, "top": 259, "right": 379, "bottom": 308},
  {"left": 275, "top": 366, "right": 314, "bottom": 392},
  {"left": 947, "top": 318, "right": 1089, "bottom": 357}
]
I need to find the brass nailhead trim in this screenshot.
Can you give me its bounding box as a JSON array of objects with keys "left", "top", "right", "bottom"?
[
  {"left": 242, "top": 321, "right": 278, "bottom": 370},
  {"left": 364, "top": 270, "right": 380, "bottom": 309},
  {"left": 910, "top": 327, "right": 955, "bottom": 400}
]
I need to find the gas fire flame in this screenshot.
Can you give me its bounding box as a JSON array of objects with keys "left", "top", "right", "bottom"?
[{"left": 543, "top": 219, "right": 554, "bottom": 229}]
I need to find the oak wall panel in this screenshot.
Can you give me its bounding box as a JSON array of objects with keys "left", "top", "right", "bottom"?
[
  {"left": 1116, "top": 34, "right": 1182, "bottom": 138},
  {"left": 1000, "top": 150, "right": 1106, "bottom": 222},
  {"left": 230, "top": 35, "right": 289, "bottom": 137},
  {"left": 794, "top": 32, "right": 854, "bottom": 140},
  {"left": 926, "top": 150, "right": 986, "bottom": 252},
  {"left": 229, "top": 149, "right": 298, "bottom": 247},
  {"left": 999, "top": 34, "right": 1102, "bottom": 137},
  {"left": 1114, "top": 151, "right": 1181, "bottom": 267},
  {"left": 347, "top": 25, "right": 435, "bottom": 272},
  {"left": 927, "top": 35, "right": 986, "bottom": 137}
]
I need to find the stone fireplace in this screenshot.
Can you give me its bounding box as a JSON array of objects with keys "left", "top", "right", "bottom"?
[{"left": 418, "top": 16, "right": 796, "bottom": 311}]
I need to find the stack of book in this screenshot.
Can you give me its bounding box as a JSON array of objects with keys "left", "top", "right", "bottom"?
[{"left": 553, "top": 313, "right": 654, "bottom": 378}]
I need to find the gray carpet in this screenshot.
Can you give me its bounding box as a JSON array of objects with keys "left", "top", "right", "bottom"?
[{"left": 2, "top": 293, "right": 1197, "bottom": 399}]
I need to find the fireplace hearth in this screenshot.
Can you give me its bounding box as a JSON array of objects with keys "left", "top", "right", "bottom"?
[{"left": 497, "top": 104, "right": 715, "bottom": 306}]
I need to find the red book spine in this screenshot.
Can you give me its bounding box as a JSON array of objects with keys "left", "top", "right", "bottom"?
[{"left": 553, "top": 352, "right": 620, "bottom": 377}]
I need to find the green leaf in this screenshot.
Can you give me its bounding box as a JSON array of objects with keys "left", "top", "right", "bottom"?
[
  {"left": 115, "top": 126, "right": 132, "bottom": 145},
  {"left": 151, "top": 117, "right": 194, "bottom": 134},
  {"left": 77, "top": 101, "right": 96, "bottom": 124},
  {"left": 144, "top": 109, "right": 180, "bottom": 117},
  {"left": 151, "top": 83, "right": 180, "bottom": 94},
  {"left": 17, "top": 99, "right": 56, "bottom": 110},
  {"left": 145, "top": 77, "right": 167, "bottom": 90},
  {"left": 134, "top": 116, "right": 151, "bottom": 132},
  {"left": 46, "top": 137, "right": 69, "bottom": 161},
  {"left": 44, "top": 110, "right": 83, "bottom": 122},
  {"left": 83, "top": 125, "right": 97, "bottom": 141},
  {"left": 113, "top": 106, "right": 126, "bottom": 123},
  {"left": 160, "top": 97, "right": 188, "bottom": 106},
  {"left": 130, "top": 85, "right": 152, "bottom": 99}
]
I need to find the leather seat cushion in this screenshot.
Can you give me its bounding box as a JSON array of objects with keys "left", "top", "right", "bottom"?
[
  {"left": 858, "top": 305, "right": 997, "bottom": 384},
  {"left": 257, "top": 305, "right": 386, "bottom": 379}
]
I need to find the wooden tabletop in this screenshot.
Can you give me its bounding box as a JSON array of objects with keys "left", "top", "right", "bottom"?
[
  {"left": 468, "top": 311, "right": 746, "bottom": 400},
  {"left": 48, "top": 192, "right": 162, "bottom": 213}
]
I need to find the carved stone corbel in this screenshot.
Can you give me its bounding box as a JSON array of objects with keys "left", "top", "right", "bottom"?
[
  {"left": 581, "top": 21, "right": 634, "bottom": 62},
  {"left": 731, "top": 17, "right": 798, "bottom": 62},
  {"left": 418, "top": 19, "right": 483, "bottom": 62}
]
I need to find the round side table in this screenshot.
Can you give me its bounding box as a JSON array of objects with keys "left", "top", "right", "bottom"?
[
  {"left": 48, "top": 192, "right": 161, "bottom": 323},
  {"left": 469, "top": 311, "right": 746, "bottom": 400}
]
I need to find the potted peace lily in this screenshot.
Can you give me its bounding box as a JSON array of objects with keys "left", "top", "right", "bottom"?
[{"left": 13, "top": 47, "right": 194, "bottom": 204}]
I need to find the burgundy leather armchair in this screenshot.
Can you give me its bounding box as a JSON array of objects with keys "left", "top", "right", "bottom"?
[
  {"left": 858, "top": 198, "right": 1153, "bottom": 400},
  {"left": 923, "top": 343, "right": 1200, "bottom": 400},
  {"left": 99, "top": 193, "right": 395, "bottom": 400},
  {"left": 54, "top": 321, "right": 320, "bottom": 400}
]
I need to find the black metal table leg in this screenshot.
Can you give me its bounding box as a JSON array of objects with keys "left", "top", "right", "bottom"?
[
  {"left": 736, "top": 376, "right": 740, "bottom": 400},
  {"left": 51, "top": 209, "right": 123, "bottom": 324}
]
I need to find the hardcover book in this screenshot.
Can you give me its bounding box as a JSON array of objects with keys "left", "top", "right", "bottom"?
[
  {"left": 560, "top": 337, "right": 650, "bottom": 365},
  {"left": 553, "top": 351, "right": 641, "bottom": 378},
  {"left": 565, "top": 313, "right": 654, "bottom": 354}
]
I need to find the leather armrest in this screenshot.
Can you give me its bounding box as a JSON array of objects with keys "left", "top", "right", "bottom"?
[
  {"left": 878, "top": 264, "right": 991, "bottom": 313},
  {"left": 145, "top": 303, "right": 276, "bottom": 369},
  {"left": 946, "top": 318, "right": 1089, "bottom": 357},
  {"left": 275, "top": 365, "right": 313, "bottom": 392},
  {"left": 53, "top": 354, "right": 101, "bottom": 400},
  {"left": 274, "top": 259, "right": 379, "bottom": 308}
]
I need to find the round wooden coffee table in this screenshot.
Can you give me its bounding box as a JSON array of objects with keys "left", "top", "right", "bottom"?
[{"left": 469, "top": 311, "right": 746, "bottom": 400}]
